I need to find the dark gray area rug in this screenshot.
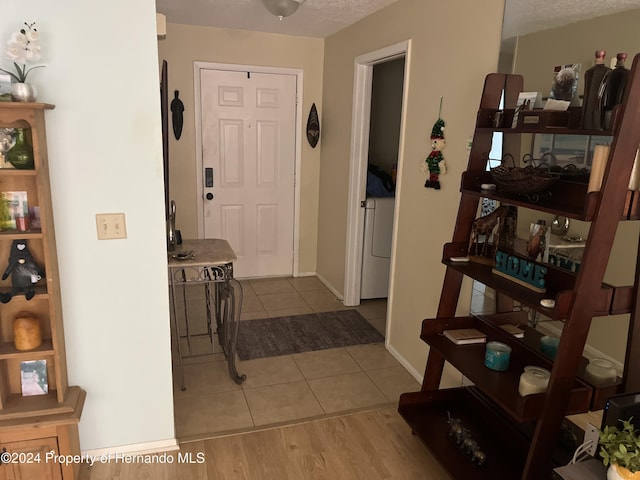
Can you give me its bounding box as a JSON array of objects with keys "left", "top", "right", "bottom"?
[{"left": 236, "top": 310, "right": 384, "bottom": 361}]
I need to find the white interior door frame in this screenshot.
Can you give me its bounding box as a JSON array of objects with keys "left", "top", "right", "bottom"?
[
  {"left": 343, "top": 40, "right": 411, "bottom": 306},
  {"left": 194, "top": 62, "right": 303, "bottom": 275}
]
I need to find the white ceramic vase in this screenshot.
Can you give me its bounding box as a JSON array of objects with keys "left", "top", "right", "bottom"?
[
  {"left": 11, "top": 83, "right": 36, "bottom": 102},
  {"left": 608, "top": 464, "right": 640, "bottom": 480}
]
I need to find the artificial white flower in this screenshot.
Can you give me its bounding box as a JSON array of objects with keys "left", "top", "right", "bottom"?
[
  {"left": 0, "top": 22, "right": 44, "bottom": 84},
  {"left": 25, "top": 29, "right": 38, "bottom": 43}
]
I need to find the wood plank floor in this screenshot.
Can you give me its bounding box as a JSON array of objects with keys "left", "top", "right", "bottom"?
[{"left": 80, "top": 406, "right": 452, "bottom": 480}]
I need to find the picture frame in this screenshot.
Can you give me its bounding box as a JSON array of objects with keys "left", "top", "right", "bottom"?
[{"left": 20, "top": 359, "right": 48, "bottom": 396}]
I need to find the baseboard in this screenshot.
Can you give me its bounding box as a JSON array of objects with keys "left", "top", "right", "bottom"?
[
  {"left": 385, "top": 342, "right": 424, "bottom": 384},
  {"left": 295, "top": 271, "right": 316, "bottom": 278},
  {"left": 314, "top": 272, "right": 344, "bottom": 301},
  {"left": 82, "top": 438, "right": 179, "bottom": 458}
]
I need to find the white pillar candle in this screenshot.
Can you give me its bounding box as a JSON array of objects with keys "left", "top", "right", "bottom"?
[{"left": 588, "top": 145, "right": 609, "bottom": 193}]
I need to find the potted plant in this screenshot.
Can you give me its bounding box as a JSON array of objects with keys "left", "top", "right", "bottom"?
[{"left": 599, "top": 418, "right": 640, "bottom": 479}]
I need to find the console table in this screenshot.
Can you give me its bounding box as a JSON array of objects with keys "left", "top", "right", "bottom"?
[{"left": 168, "top": 239, "right": 246, "bottom": 389}]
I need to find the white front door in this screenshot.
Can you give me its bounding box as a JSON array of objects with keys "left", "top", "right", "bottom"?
[{"left": 200, "top": 69, "right": 297, "bottom": 278}]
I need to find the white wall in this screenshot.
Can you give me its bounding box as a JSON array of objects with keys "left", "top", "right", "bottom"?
[{"left": 2, "top": 2, "right": 175, "bottom": 451}]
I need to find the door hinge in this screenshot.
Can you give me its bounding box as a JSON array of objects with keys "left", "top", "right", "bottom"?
[{"left": 361, "top": 200, "right": 366, "bottom": 208}]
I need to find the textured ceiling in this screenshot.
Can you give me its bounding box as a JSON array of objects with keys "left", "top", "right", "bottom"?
[
  {"left": 502, "top": 0, "right": 640, "bottom": 39},
  {"left": 155, "top": 0, "right": 640, "bottom": 39},
  {"left": 155, "top": 0, "right": 399, "bottom": 38}
]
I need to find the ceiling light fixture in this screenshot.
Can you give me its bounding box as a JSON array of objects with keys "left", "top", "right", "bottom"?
[{"left": 262, "top": 0, "right": 306, "bottom": 20}]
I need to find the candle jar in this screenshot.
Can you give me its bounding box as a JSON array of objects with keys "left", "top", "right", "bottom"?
[
  {"left": 519, "top": 366, "right": 551, "bottom": 396},
  {"left": 13, "top": 312, "right": 42, "bottom": 351},
  {"left": 484, "top": 341, "right": 511, "bottom": 371},
  {"left": 584, "top": 358, "right": 617, "bottom": 386},
  {"left": 540, "top": 336, "right": 559, "bottom": 359}
]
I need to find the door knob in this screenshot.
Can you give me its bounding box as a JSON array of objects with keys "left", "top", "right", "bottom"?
[{"left": 206, "top": 192, "right": 214, "bottom": 200}]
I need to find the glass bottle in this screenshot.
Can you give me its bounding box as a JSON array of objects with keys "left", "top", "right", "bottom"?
[
  {"left": 599, "top": 52, "right": 629, "bottom": 129},
  {"left": 581, "top": 50, "right": 610, "bottom": 130},
  {"left": 6, "top": 128, "right": 34, "bottom": 170}
]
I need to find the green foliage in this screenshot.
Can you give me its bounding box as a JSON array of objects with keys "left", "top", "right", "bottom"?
[{"left": 599, "top": 418, "right": 640, "bottom": 473}]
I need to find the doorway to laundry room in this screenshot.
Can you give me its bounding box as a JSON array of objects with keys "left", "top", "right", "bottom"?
[
  {"left": 361, "top": 57, "right": 404, "bottom": 303},
  {"left": 344, "top": 40, "right": 410, "bottom": 343}
]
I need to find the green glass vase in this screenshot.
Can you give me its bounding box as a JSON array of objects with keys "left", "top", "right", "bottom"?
[{"left": 6, "top": 129, "right": 34, "bottom": 170}]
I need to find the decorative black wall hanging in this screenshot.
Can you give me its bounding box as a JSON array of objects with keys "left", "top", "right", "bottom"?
[
  {"left": 171, "top": 90, "right": 185, "bottom": 140},
  {"left": 306, "top": 103, "right": 320, "bottom": 148}
]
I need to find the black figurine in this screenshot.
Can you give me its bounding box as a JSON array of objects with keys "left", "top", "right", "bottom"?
[{"left": 0, "top": 240, "right": 44, "bottom": 303}]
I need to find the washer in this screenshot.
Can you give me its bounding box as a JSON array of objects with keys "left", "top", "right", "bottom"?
[{"left": 361, "top": 197, "right": 395, "bottom": 299}]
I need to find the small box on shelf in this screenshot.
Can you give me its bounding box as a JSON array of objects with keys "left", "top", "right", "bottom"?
[{"left": 0, "top": 191, "right": 29, "bottom": 232}]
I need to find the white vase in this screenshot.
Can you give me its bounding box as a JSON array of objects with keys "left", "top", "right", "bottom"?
[
  {"left": 608, "top": 464, "right": 640, "bottom": 480},
  {"left": 11, "top": 83, "right": 36, "bottom": 102}
]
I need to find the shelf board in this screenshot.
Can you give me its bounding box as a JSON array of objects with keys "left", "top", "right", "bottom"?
[
  {"left": 0, "top": 385, "right": 82, "bottom": 421},
  {"left": 475, "top": 107, "right": 615, "bottom": 135},
  {"left": 0, "top": 103, "right": 55, "bottom": 110},
  {"left": 0, "top": 169, "right": 37, "bottom": 176},
  {"left": 0, "top": 340, "right": 54, "bottom": 360},
  {"left": 0, "top": 286, "right": 47, "bottom": 300},
  {"left": 399, "top": 387, "right": 579, "bottom": 480},
  {"left": 0, "top": 229, "right": 43, "bottom": 239},
  {"left": 442, "top": 242, "right": 618, "bottom": 319},
  {"left": 461, "top": 171, "right": 629, "bottom": 221},
  {"left": 420, "top": 314, "right": 592, "bottom": 422},
  {"left": 398, "top": 387, "right": 529, "bottom": 479}
]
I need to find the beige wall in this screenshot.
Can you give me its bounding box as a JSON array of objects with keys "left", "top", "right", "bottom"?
[
  {"left": 157, "top": 25, "right": 324, "bottom": 274},
  {"left": 318, "top": 0, "right": 505, "bottom": 374},
  {"left": 513, "top": 10, "right": 640, "bottom": 364}
]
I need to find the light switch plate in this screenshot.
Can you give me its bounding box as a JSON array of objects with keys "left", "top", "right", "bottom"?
[{"left": 96, "top": 213, "right": 127, "bottom": 240}]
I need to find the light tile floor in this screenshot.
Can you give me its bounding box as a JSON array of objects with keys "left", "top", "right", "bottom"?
[{"left": 172, "top": 276, "right": 420, "bottom": 442}]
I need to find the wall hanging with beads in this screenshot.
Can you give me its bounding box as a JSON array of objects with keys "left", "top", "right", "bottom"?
[{"left": 423, "top": 97, "right": 447, "bottom": 190}]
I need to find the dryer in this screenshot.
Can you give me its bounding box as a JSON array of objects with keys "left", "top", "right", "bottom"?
[{"left": 361, "top": 197, "right": 395, "bottom": 299}]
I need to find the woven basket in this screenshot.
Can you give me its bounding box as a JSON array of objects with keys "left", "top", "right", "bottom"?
[{"left": 490, "top": 154, "right": 559, "bottom": 195}]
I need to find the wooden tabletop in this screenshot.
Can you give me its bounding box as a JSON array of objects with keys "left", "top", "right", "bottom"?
[{"left": 167, "top": 239, "right": 237, "bottom": 267}]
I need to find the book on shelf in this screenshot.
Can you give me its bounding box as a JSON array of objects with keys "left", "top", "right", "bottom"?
[
  {"left": 0, "top": 191, "right": 29, "bottom": 231},
  {"left": 500, "top": 324, "right": 525, "bottom": 338},
  {"left": 443, "top": 328, "right": 487, "bottom": 345},
  {"left": 20, "top": 359, "right": 48, "bottom": 397}
]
